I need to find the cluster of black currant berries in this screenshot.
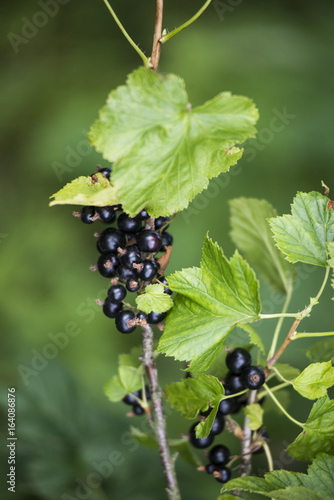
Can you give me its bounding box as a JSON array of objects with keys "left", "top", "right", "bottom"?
[
  {"left": 74, "top": 166, "right": 173, "bottom": 334},
  {"left": 189, "top": 348, "right": 266, "bottom": 484},
  {"left": 122, "top": 385, "right": 151, "bottom": 416}
]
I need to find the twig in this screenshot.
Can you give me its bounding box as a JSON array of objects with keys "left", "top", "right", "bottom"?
[
  {"left": 151, "top": 0, "right": 164, "bottom": 70},
  {"left": 240, "top": 390, "right": 257, "bottom": 477},
  {"left": 141, "top": 324, "right": 181, "bottom": 499}
]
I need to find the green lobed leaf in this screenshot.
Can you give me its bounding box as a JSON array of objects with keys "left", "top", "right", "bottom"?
[
  {"left": 222, "top": 453, "right": 334, "bottom": 498},
  {"left": 118, "top": 365, "right": 142, "bottom": 394},
  {"left": 327, "top": 241, "right": 334, "bottom": 267},
  {"left": 89, "top": 67, "right": 258, "bottom": 217},
  {"left": 245, "top": 403, "right": 263, "bottom": 430},
  {"left": 158, "top": 234, "right": 261, "bottom": 371},
  {"left": 237, "top": 323, "right": 266, "bottom": 354},
  {"left": 135, "top": 284, "right": 174, "bottom": 314},
  {"left": 305, "top": 338, "right": 334, "bottom": 364},
  {"left": 49, "top": 173, "right": 120, "bottom": 207},
  {"left": 118, "top": 346, "right": 143, "bottom": 369},
  {"left": 287, "top": 396, "right": 334, "bottom": 461},
  {"left": 274, "top": 363, "right": 300, "bottom": 381},
  {"left": 269, "top": 191, "right": 334, "bottom": 267},
  {"left": 292, "top": 362, "right": 334, "bottom": 399},
  {"left": 104, "top": 375, "right": 126, "bottom": 402},
  {"left": 230, "top": 198, "right": 296, "bottom": 294}
]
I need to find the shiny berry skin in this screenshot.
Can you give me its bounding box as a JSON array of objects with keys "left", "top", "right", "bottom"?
[
  {"left": 98, "top": 228, "right": 126, "bottom": 253},
  {"left": 135, "top": 209, "right": 150, "bottom": 221},
  {"left": 80, "top": 206, "right": 95, "bottom": 224},
  {"left": 120, "top": 245, "right": 142, "bottom": 269},
  {"left": 107, "top": 284, "right": 127, "bottom": 303},
  {"left": 225, "top": 372, "right": 246, "bottom": 394},
  {"left": 158, "top": 276, "right": 172, "bottom": 295},
  {"left": 137, "top": 230, "right": 162, "bottom": 253},
  {"left": 136, "top": 311, "right": 148, "bottom": 323},
  {"left": 226, "top": 348, "right": 252, "bottom": 374},
  {"left": 102, "top": 299, "right": 123, "bottom": 319},
  {"left": 123, "top": 390, "right": 140, "bottom": 405},
  {"left": 126, "top": 279, "right": 140, "bottom": 293},
  {"left": 241, "top": 366, "right": 266, "bottom": 390},
  {"left": 116, "top": 265, "right": 137, "bottom": 283},
  {"left": 98, "top": 167, "right": 111, "bottom": 179},
  {"left": 97, "top": 253, "right": 119, "bottom": 278},
  {"left": 218, "top": 397, "right": 237, "bottom": 415},
  {"left": 138, "top": 260, "right": 158, "bottom": 281},
  {"left": 209, "top": 445, "right": 230, "bottom": 466},
  {"left": 161, "top": 232, "right": 173, "bottom": 250},
  {"left": 189, "top": 422, "right": 214, "bottom": 449},
  {"left": 96, "top": 206, "right": 116, "bottom": 224},
  {"left": 147, "top": 311, "right": 166, "bottom": 324},
  {"left": 133, "top": 404, "right": 145, "bottom": 416},
  {"left": 115, "top": 310, "right": 137, "bottom": 334},
  {"left": 211, "top": 413, "right": 225, "bottom": 436},
  {"left": 155, "top": 216, "right": 170, "bottom": 230},
  {"left": 214, "top": 466, "right": 231, "bottom": 484},
  {"left": 117, "top": 213, "right": 142, "bottom": 234},
  {"left": 205, "top": 463, "right": 215, "bottom": 475}
]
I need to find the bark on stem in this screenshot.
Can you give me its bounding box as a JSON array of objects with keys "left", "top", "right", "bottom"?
[
  {"left": 240, "top": 390, "right": 257, "bottom": 477},
  {"left": 141, "top": 324, "right": 181, "bottom": 500},
  {"left": 151, "top": 0, "right": 163, "bottom": 70},
  {"left": 265, "top": 317, "right": 302, "bottom": 376}
]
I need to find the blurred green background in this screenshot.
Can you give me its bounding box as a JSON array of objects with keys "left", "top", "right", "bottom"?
[{"left": 1, "top": 0, "right": 334, "bottom": 499}]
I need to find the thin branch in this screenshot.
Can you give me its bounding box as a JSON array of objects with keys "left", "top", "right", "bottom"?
[
  {"left": 265, "top": 317, "right": 301, "bottom": 373},
  {"left": 141, "top": 324, "right": 181, "bottom": 500},
  {"left": 267, "top": 288, "right": 292, "bottom": 360},
  {"left": 240, "top": 390, "right": 257, "bottom": 477},
  {"left": 160, "top": 0, "right": 213, "bottom": 44},
  {"left": 151, "top": 0, "right": 164, "bottom": 70},
  {"left": 292, "top": 331, "right": 334, "bottom": 340},
  {"left": 263, "top": 384, "right": 304, "bottom": 427},
  {"left": 102, "top": 0, "right": 151, "bottom": 68}
]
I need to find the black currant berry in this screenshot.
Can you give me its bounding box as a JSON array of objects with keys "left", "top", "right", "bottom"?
[
  {"left": 218, "top": 397, "right": 237, "bottom": 415},
  {"left": 225, "top": 372, "right": 246, "bottom": 394},
  {"left": 116, "top": 265, "right": 137, "bottom": 283},
  {"left": 210, "top": 413, "right": 225, "bottom": 436},
  {"left": 120, "top": 245, "right": 142, "bottom": 269},
  {"left": 137, "top": 230, "right": 162, "bottom": 253},
  {"left": 117, "top": 213, "right": 142, "bottom": 234},
  {"left": 158, "top": 276, "right": 172, "bottom": 295},
  {"left": 241, "top": 366, "right": 266, "bottom": 390},
  {"left": 102, "top": 299, "right": 123, "bottom": 319},
  {"left": 214, "top": 466, "right": 231, "bottom": 484},
  {"left": 123, "top": 390, "right": 141, "bottom": 405},
  {"left": 133, "top": 404, "right": 145, "bottom": 416},
  {"left": 107, "top": 284, "right": 127, "bottom": 303},
  {"left": 161, "top": 232, "right": 173, "bottom": 250},
  {"left": 189, "top": 422, "right": 214, "bottom": 449},
  {"left": 115, "top": 310, "right": 137, "bottom": 334},
  {"left": 135, "top": 209, "right": 150, "bottom": 221},
  {"left": 96, "top": 206, "right": 116, "bottom": 224},
  {"left": 205, "top": 463, "right": 215, "bottom": 475},
  {"left": 138, "top": 260, "right": 158, "bottom": 281},
  {"left": 136, "top": 311, "right": 148, "bottom": 323},
  {"left": 209, "top": 444, "right": 230, "bottom": 466},
  {"left": 97, "top": 253, "right": 119, "bottom": 278},
  {"left": 226, "top": 348, "right": 252, "bottom": 374},
  {"left": 98, "top": 228, "right": 126, "bottom": 254},
  {"left": 80, "top": 206, "right": 95, "bottom": 224},
  {"left": 147, "top": 311, "right": 166, "bottom": 324},
  {"left": 126, "top": 279, "right": 140, "bottom": 293},
  {"left": 98, "top": 167, "right": 112, "bottom": 179},
  {"left": 155, "top": 216, "right": 170, "bottom": 230}
]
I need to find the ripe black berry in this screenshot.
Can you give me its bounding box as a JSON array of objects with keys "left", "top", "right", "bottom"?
[
  {"left": 214, "top": 466, "right": 231, "bottom": 484},
  {"left": 116, "top": 265, "right": 137, "bottom": 283},
  {"left": 189, "top": 422, "right": 214, "bottom": 449},
  {"left": 138, "top": 260, "right": 158, "bottom": 281},
  {"left": 117, "top": 213, "right": 142, "bottom": 234},
  {"left": 120, "top": 245, "right": 142, "bottom": 269},
  {"left": 225, "top": 372, "right": 246, "bottom": 394},
  {"left": 241, "top": 366, "right": 266, "bottom": 390},
  {"left": 98, "top": 228, "right": 126, "bottom": 253},
  {"left": 161, "top": 232, "right": 173, "bottom": 250},
  {"left": 218, "top": 397, "right": 237, "bottom": 415},
  {"left": 158, "top": 276, "right": 172, "bottom": 295},
  {"left": 133, "top": 404, "right": 145, "bottom": 416},
  {"left": 126, "top": 279, "right": 140, "bottom": 293},
  {"left": 80, "top": 206, "right": 95, "bottom": 224},
  {"left": 107, "top": 284, "right": 127, "bottom": 303},
  {"left": 135, "top": 209, "right": 150, "bottom": 221},
  {"left": 96, "top": 206, "right": 116, "bottom": 224},
  {"left": 205, "top": 463, "right": 215, "bottom": 475},
  {"left": 102, "top": 299, "right": 123, "bottom": 319},
  {"left": 137, "top": 230, "right": 162, "bottom": 253},
  {"left": 155, "top": 216, "right": 170, "bottom": 230},
  {"left": 97, "top": 253, "right": 119, "bottom": 278},
  {"left": 136, "top": 311, "right": 148, "bottom": 323},
  {"left": 209, "top": 445, "right": 230, "bottom": 466},
  {"left": 98, "top": 167, "right": 111, "bottom": 179},
  {"left": 123, "top": 390, "right": 141, "bottom": 405},
  {"left": 210, "top": 413, "right": 225, "bottom": 436},
  {"left": 226, "top": 348, "right": 252, "bottom": 374},
  {"left": 115, "top": 310, "right": 137, "bottom": 334},
  {"left": 147, "top": 311, "right": 166, "bottom": 324}
]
